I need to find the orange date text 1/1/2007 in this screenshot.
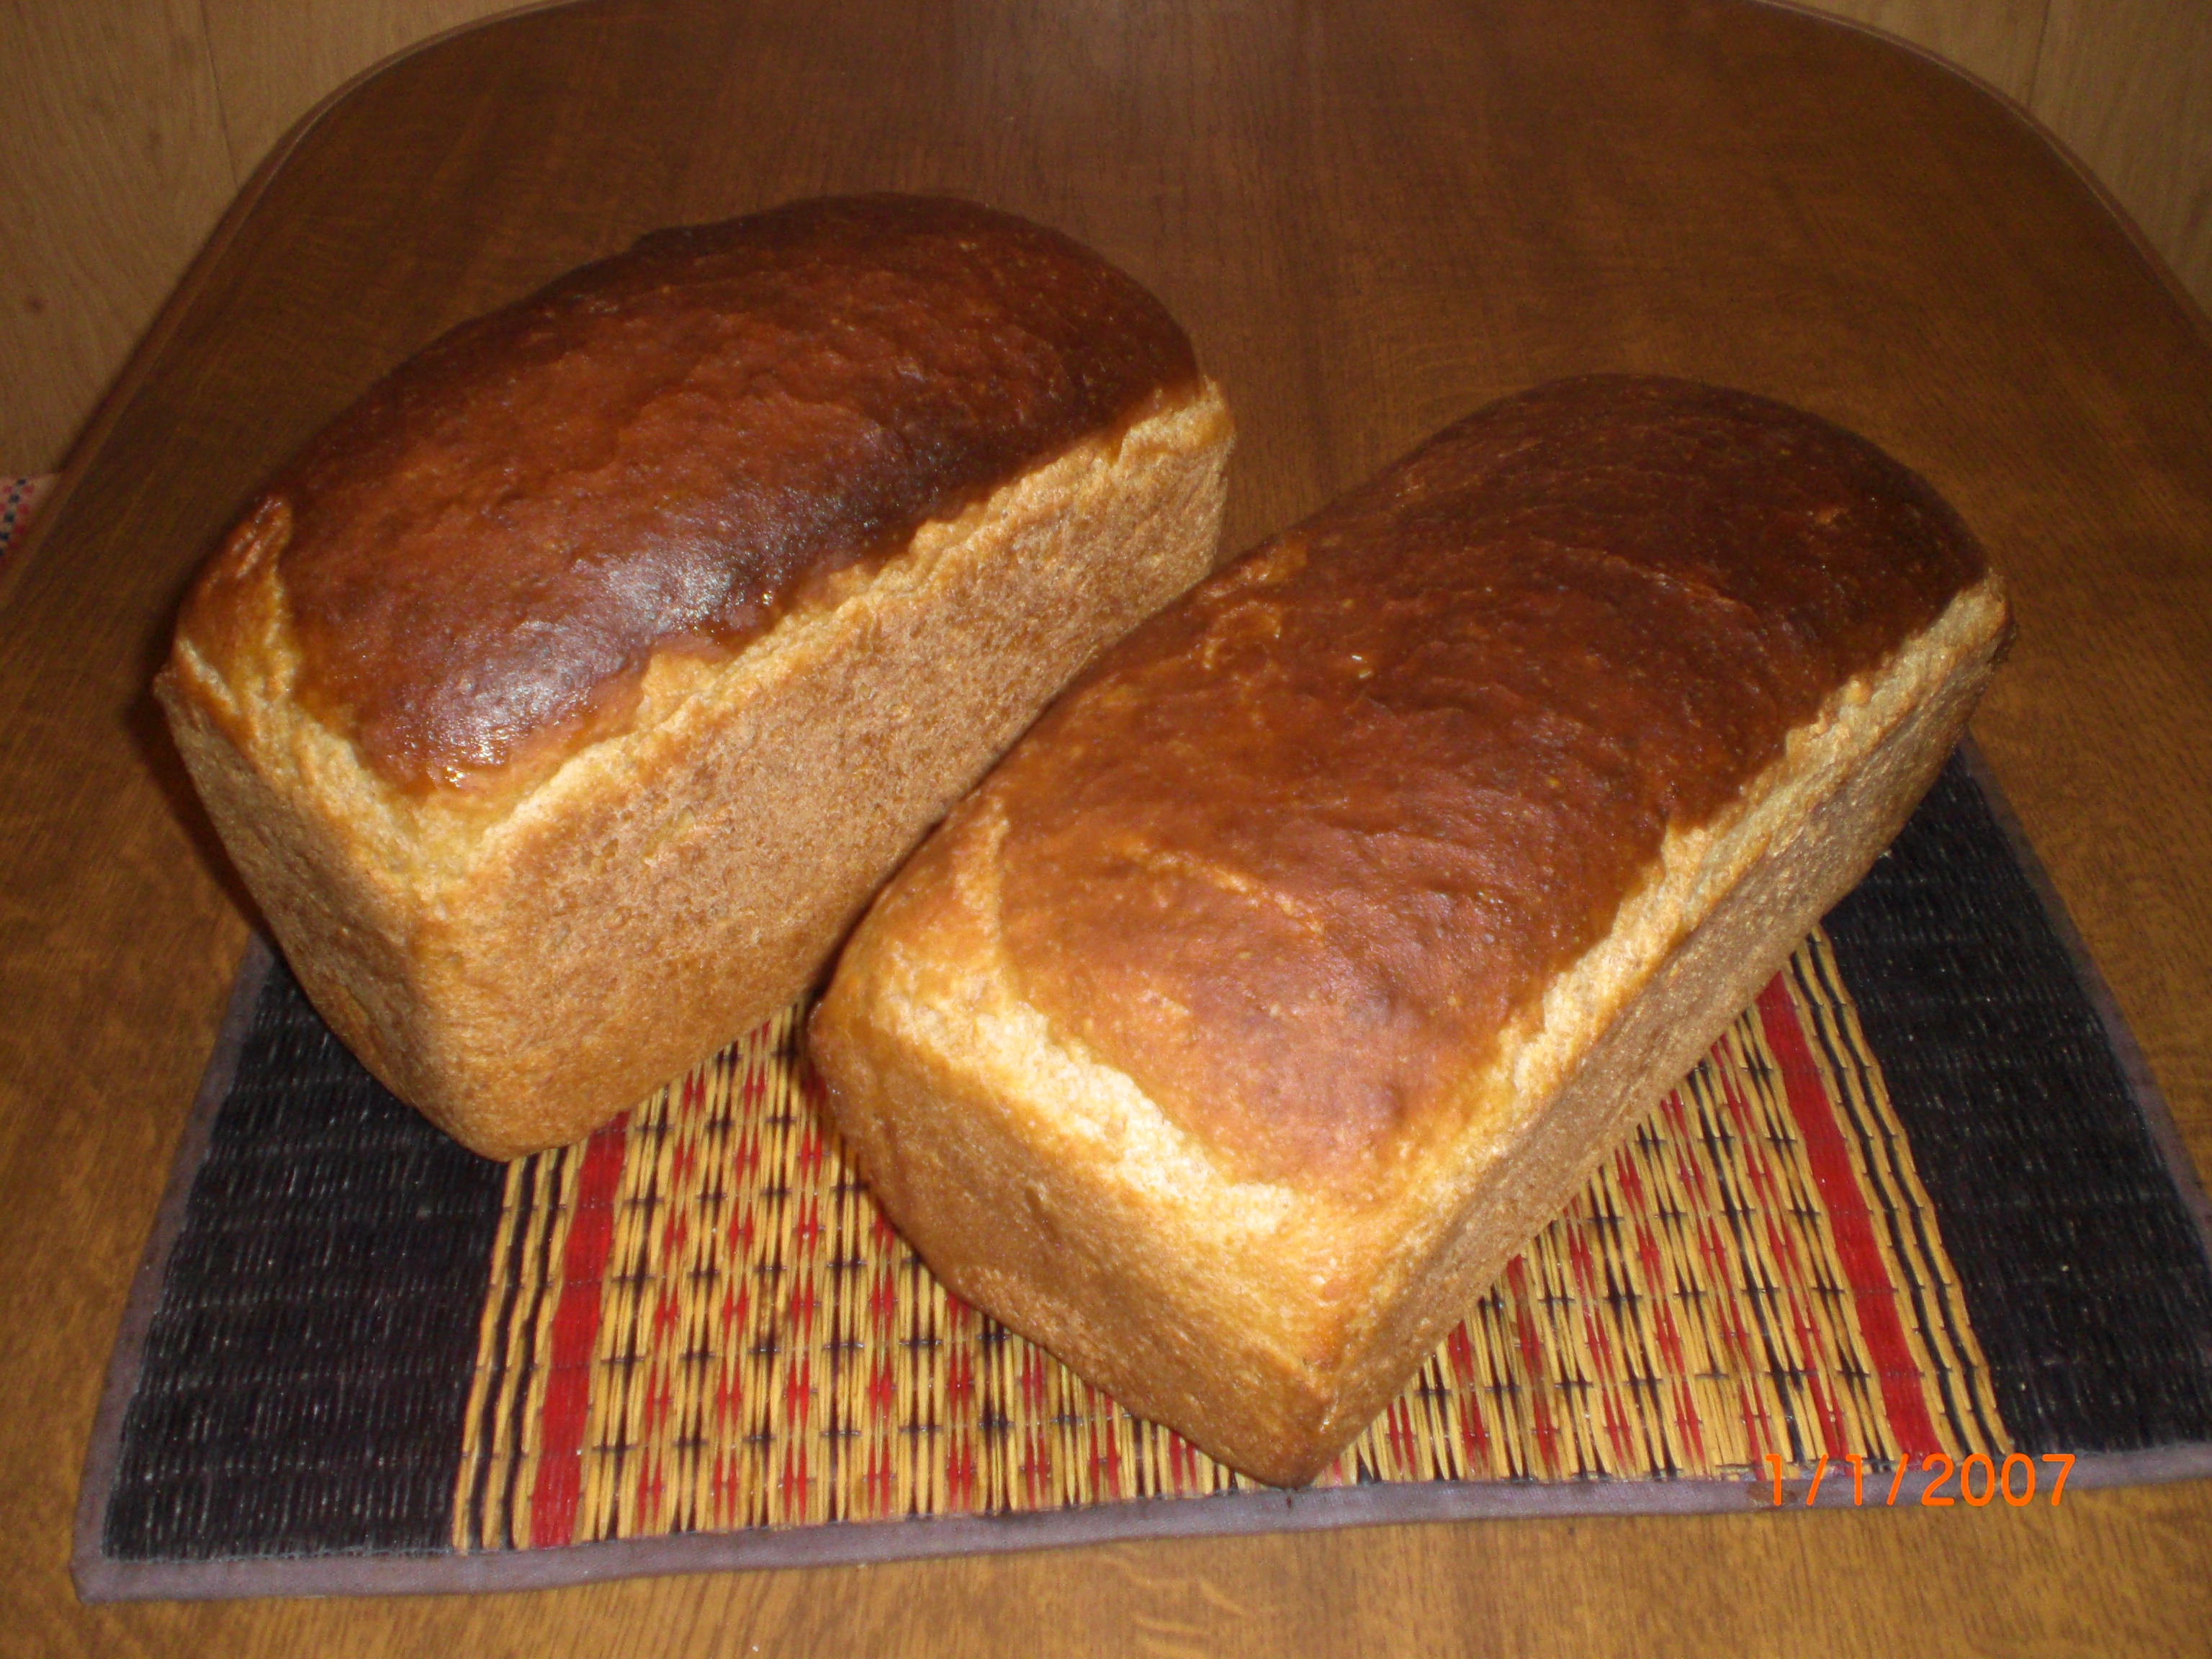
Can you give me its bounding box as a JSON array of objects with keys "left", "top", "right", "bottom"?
[{"left": 1763, "top": 1453, "right": 2074, "bottom": 1507}]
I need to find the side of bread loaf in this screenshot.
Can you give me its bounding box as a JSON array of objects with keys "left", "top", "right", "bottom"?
[
  {"left": 811, "top": 375, "right": 2009, "bottom": 1485},
  {"left": 158, "top": 196, "right": 1233, "bottom": 1159}
]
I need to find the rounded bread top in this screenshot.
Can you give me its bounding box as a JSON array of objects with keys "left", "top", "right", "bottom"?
[
  {"left": 984, "top": 375, "right": 1995, "bottom": 1187},
  {"left": 176, "top": 194, "right": 1201, "bottom": 792}
]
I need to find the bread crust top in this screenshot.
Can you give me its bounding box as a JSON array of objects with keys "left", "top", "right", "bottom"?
[
  {"left": 978, "top": 376, "right": 1992, "bottom": 1185},
  {"left": 174, "top": 194, "right": 1199, "bottom": 793}
]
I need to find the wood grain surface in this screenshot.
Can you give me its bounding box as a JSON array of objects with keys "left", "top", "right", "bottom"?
[
  {"left": 4, "top": 0, "right": 2210, "bottom": 1653},
  {"left": 1813, "top": 0, "right": 2049, "bottom": 100},
  {"left": 9, "top": 0, "right": 2210, "bottom": 475},
  {"left": 2034, "top": 0, "right": 2212, "bottom": 331},
  {"left": 0, "top": 0, "right": 238, "bottom": 475}
]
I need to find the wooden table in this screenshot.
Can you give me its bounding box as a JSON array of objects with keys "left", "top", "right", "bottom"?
[{"left": 6, "top": 0, "right": 2210, "bottom": 1651}]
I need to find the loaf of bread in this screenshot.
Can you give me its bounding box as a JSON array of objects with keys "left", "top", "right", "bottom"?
[
  {"left": 811, "top": 374, "right": 2010, "bottom": 1485},
  {"left": 158, "top": 194, "right": 1233, "bottom": 1160}
]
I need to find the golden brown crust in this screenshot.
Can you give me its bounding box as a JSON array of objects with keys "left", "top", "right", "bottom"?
[
  {"left": 990, "top": 376, "right": 1988, "bottom": 1192},
  {"left": 158, "top": 200, "right": 1231, "bottom": 1160},
  {"left": 176, "top": 194, "right": 1202, "bottom": 796},
  {"left": 165, "top": 388, "right": 1233, "bottom": 1157},
  {"left": 811, "top": 377, "right": 2010, "bottom": 1485}
]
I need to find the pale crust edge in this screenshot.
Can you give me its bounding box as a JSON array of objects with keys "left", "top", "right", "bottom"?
[
  {"left": 812, "top": 572, "right": 2010, "bottom": 1485},
  {"left": 158, "top": 384, "right": 1234, "bottom": 1159}
]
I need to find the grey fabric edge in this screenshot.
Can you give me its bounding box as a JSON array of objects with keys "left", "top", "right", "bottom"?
[
  {"left": 72, "top": 938, "right": 275, "bottom": 1604},
  {"left": 72, "top": 1443, "right": 2212, "bottom": 1604}
]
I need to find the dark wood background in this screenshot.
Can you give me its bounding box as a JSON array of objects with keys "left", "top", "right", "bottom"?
[
  {"left": 4, "top": 0, "right": 2209, "bottom": 1651},
  {"left": 10, "top": 0, "right": 2211, "bottom": 480}
]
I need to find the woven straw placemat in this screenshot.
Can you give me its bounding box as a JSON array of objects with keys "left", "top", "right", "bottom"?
[{"left": 74, "top": 747, "right": 2212, "bottom": 1600}]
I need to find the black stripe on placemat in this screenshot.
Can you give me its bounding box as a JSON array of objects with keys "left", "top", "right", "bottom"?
[
  {"left": 1824, "top": 750, "right": 2212, "bottom": 1454},
  {"left": 99, "top": 954, "right": 507, "bottom": 1561}
]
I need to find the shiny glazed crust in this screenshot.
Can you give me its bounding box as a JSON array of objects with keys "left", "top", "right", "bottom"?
[
  {"left": 811, "top": 545, "right": 2008, "bottom": 1488},
  {"left": 159, "top": 385, "right": 1233, "bottom": 1159}
]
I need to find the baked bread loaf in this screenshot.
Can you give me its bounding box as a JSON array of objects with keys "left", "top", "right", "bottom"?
[
  {"left": 810, "top": 374, "right": 2010, "bottom": 1486},
  {"left": 158, "top": 194, "right": 1233, "bottom": 1160}
]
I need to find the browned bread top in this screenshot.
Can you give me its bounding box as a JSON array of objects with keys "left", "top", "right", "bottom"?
[
  {"left": 175, "top": 194, "right": 1200, "bottom": 793},
  {"left": 983, "top": 375, "right": 1992, "bottom": 1190}
]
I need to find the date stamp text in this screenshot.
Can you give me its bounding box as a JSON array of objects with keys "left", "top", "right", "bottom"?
[{"left": 1762, "top": 1452, "right": 2073, "bottom": 1507}]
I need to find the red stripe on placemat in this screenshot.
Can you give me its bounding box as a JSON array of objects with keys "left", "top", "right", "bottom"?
[
  {"left": 1755, "top": 977, "right": 1941, "bottom": 1457},
  {"left": 528, "top": 1113, "right": 631, "bottom": 1548}
]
